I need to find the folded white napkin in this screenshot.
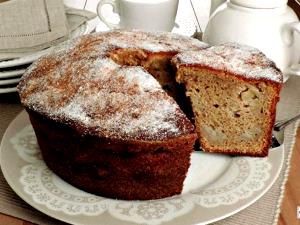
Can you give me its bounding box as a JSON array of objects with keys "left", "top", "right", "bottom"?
[
  {"left": 0, "top": 0, "right": 68, "bottom": 50},
  {"left": 0, "top": 0, "right": 96, "bottom": 60},
  {"left": 0, "top": 0, "right": 96, "bottom": 61}
]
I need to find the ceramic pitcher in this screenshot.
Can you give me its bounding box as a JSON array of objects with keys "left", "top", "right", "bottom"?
[{"left": 204, "top": 0, "right": 300, "bottom": 81}]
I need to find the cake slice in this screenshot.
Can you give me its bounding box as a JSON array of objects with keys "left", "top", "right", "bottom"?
[{"left": 173, "top": 43, "right": 283, "bottom": 157}]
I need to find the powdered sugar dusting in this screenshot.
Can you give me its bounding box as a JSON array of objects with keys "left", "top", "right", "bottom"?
[
  {"left": 175, "top": 43, "right": 283, "bottom": 83},
  {"left": 18, "top": 30, "right": 201, "bottom": 141},
  {"left": 96, "top": 29, "right": 208, "bottom": 52},
  {"left": 60, "top": 100, "right": 91, "bottom": 125},
  {"left": 121, "top": 66, "right": 161, "bottom": 92}
]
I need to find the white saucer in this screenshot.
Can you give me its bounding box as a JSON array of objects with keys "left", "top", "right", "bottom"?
[{"left": 95, "top": 18, "right": 196, "bottom": 37}]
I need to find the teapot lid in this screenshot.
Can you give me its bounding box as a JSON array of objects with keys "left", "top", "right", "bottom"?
[{"left": 230, "top": 0, "right": 288, "bottom": 8}]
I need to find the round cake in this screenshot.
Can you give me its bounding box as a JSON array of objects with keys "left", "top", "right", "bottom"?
[{"left": 18, "top": 30, "right": 208, "bottom": 200}]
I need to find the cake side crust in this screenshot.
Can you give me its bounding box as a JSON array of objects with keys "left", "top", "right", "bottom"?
[{"left": 27, "top": 108, "right": 197, "bottom": 200}]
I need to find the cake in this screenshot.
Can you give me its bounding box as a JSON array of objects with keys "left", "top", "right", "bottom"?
[
  {"left": 173, "top": 43, "right": 283, "bottom": 157},
  {"left": 17, "top": 30, "right": 208, "bottom": 200}
]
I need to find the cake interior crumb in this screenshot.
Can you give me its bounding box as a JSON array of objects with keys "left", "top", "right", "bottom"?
[{"left": 178, "top": 67, "right": 277, "bottom": 155}]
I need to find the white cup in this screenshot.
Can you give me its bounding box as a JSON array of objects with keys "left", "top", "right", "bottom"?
[{"left": 97, "top": 0, "right": 179, "bottom": 31}]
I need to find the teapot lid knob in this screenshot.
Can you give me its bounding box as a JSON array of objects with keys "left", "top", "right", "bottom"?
[{"left": 230, "top": 0, "right": 287, "bottom": 8}]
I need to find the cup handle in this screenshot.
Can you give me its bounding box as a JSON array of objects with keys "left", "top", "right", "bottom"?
[{"left": 97, "top": 0, "right": 120, "bottom": 29}]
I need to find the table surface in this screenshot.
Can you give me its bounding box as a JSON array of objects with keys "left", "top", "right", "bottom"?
[{"left": 0, "top": 0, "right": 300, "bottom": 224}]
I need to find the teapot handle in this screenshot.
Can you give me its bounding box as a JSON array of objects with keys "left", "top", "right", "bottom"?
[
  {"left": 282, "top": 22, "right": 300, "bottom": 78},
  {"left": 210, "top": 0, "right": 227, "bottom": 16},
  {"left": 282, "top": 21, "right": 300, "bottom": 46}
]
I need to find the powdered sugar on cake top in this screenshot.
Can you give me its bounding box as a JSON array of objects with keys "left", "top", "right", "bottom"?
[
  {"left": 18, "top": 30, "right": 203, "bottom": 141},
  {"left": 174, "top": 43, "right": 283, "bottom": 83},
  {"left": 101, "top": 30, "right": 208, "bottom": 52}
]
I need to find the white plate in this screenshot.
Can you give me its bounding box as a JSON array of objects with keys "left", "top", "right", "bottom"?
[
  {"left": 0, "top": 23, "right": 87, "bottom": 69},
  {"left": 0, "top": 86, "right": 17, "bottom": 94},
  {"left": 0, "top": 68, "right": 26, "bottom": 79},
  {"left": 0, "top": 111, "right": 284, "bottom": 225},
  {"left": 0, "top": 77, "right": 20, "bottom": 86}
]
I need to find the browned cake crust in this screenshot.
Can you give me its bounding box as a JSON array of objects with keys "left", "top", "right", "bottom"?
[
  {"left": 173, "top": 43, "right": 283, "bottom": 157},
  {"left": 28, "top": 109, "right": 196, "bottom": 200},
  {"left": 18, "top": 30, "right": 205, "bottom": 200}
]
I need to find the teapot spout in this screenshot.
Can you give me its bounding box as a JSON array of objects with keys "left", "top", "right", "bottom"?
[{"left": 210, "top": 0, "right": 227, "bottom": 16}]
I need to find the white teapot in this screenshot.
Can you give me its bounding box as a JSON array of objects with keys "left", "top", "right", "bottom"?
[{"left": 203, "top": 0, "right": 300, "bottom": 81}]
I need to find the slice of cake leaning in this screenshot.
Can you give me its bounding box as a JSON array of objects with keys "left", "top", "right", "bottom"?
[{"left": 172, "top": 43, "right": 283, "bottom": 157}]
